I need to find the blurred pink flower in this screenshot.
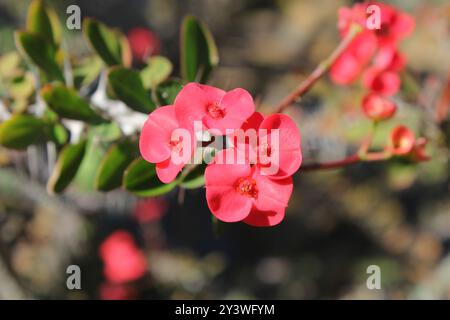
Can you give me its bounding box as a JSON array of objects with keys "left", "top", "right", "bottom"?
[
  {"left": 99, "top": 231, "right": 147, "bottom": 284},
  {"left": 388, "top": 126, "right": 415, "bottom": 156},
  {"left": 362, "top": 67, "right": 401, "bottom": 96},
  {"left": 134, "top": 198, "right": 168, "bottom": 223},
  {"left": 362, "top": 93, "right": 396, "bottom": 121},
  {"left": 127, "top": 27, "right": 161, "bottom": 63}
]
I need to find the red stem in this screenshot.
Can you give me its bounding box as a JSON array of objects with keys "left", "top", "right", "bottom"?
[
  {"left": 301, "top": 154, "right": 361, "bottom": 171},
  {"left": 274, "top": 24, "right": 362, "bottom": 114}
]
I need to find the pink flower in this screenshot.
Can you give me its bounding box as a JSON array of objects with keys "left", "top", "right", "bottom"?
[
  {"left": 388, "top": 126, "right": 415, "bottom": 156},
  {"left": 337, "top": 3, "right": 367, "bottom": 37},
  {"left": 127, "top": 27, "right": 161, "bottom": 63},
  {"left": 174, "top": 83, "right": 255, "bottom": 135},
  {"left": 330, "top": 32, "right": 377, "bottom": 85},
  {"left": 133, "top": 198, "right": 168, "bottom": 224},
  {"left": 331, "top": 2, "right": 414, "bottom": 86},
  {"left": 362, "top": 93, "right": 396, "bottom": 121},
  {"left": 232, "top": 112, "right": 302, "bottom": 179},
  {"left": 373, "top": 2, "right": 415, "bottom": 46},
  {"left": 337, "top": 2, "right": 415, "bottom": 45},
  {"left": 362, "top": 67, "right": 401, "bottom": 96},
  {"left": 205, "top": 149, "right": 293, "bottom": 227},
  {"left": 99, "top": 231, "right": 147, "bottom": 284},
  {"left": 373, "top": 45, "right": 406, "bottom": 72},
  {"left": 139, "top": 105, "right": 195, "bottom": 183}
]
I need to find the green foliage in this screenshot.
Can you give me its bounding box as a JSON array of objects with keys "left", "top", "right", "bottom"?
[
  {"left": 26, "top": 0, "right": 61, "bottom": 48},
  {"left": 95, "top": 139, "right": 138, "bottom": 191},
  {"left": 1, "top": 0, "right": 221, "bottom": 196},
  {"left": 14, "top": 31, "right": 63, "bottom": 82},
  {"left": 0, "top": 114, "right": 49, "bottom": 149},
  {"left": 180, "top": 15, "right": 219, "bottom": 83},
  {"left": 108, "top": 66, "right": 155, "bottom": 113},
  {"left": 83, "top": 18, "right": 131, "bottom": 67},
  {"left": 47, "top": 139, "right": 88, "bottom": 194},
  {"left": 41, "top": 83, "right": 106, "bottom": 124},
  {"left": 123, "top": 158, "right": 178, "bottom": 196},
  {"left": 155, "top": 79, "right": 183, "bottom": 106},
  {"left": 140, "top": 56, "right": 173, "bottom": 89}
]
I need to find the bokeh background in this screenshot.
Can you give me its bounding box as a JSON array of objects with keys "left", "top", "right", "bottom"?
[{"left": 1, "top": 0, "right": 450, "bottom": 299}]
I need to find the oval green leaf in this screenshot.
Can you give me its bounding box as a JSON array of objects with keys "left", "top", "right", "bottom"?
[
  {"left": 83, "top": 18, "right": 129, "bottom": 67},
  {"left": 108, "top": 66, "right": 155, "bottom": 113},
  {"left": 0, "top": 114, "right": 48, "bottom": 150},
  {"left": 41, "top": 83, "right": 105, "bottom": 124},
  {"left": 180, "top": 15, "right": 219, "bottom": 83},
  {"left": 95, "top": 140, "right": 138, "bottom": 191},
  {"left": 155, "top": 79, "right": 183, "bottom": 106},
  {"left": 140, "top": 56, "right": 173, "bottom": 89},
  {"left": 14, "top": 31, "right": 63, "bottom": 82},
  {"left": 123, "top": 158, "right": 178, "bottom": 197},
  {"left": 26, "top": 0, "right": 61, "bottom": 47},
  {"left": 47, "top": 139, "right": 88, "bottom": 194}
]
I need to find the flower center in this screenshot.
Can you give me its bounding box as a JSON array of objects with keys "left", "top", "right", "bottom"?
[
  {"left": 235, "top": 177, "right": 258, "bottom": 199},
  {"left": 206, "top": 102, "right": 226, "bottom": 119}
]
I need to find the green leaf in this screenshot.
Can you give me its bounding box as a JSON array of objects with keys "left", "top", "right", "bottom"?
[
  {"left": 47, "top": 139, "right": 87, "bottom": 194},
  {"left": 140, "top": 56, "right": 173, "bottom": 89},
  {"left": 89, "top": 122, "right": 122, "bottom": 142},
  {"left": 155, "top": 79, "right": 183, "bottom": 105},
  {"left": 14, "top": 31, "right": 63, "bottom": 81},
  {"left": 73, "top": 56, "right": 103, "bottom": 89},
  {"left": 83, "top": 18, "right": 130, "bottom": 67},
  {"left": 41, "top": 83, "right": 106, "bottom": 124},
  {"left": 50, "top": 123, "right": 69, "bottom": 145},
  {"left": 26, "top": 0, "right": 61, "bottom": 47},
  {"left": 9, "top": 73, "right": 34, "bottom": 100},
  {"left": 108, "top": 66, "right": 155, "bottom": 113},
  {"left": 0, "top": 114, "right": 48, "bottom": 149},
  {"left": 123, "top": 158, "right": 178, "bottom": 197},
  {"left": 180, "top": 15, "right": 219, "bottom": 83},
  {"left": 0, "top": 52, "right": 21, "bottom": 79},
  {"left": 95, "top": 140, "right": 138, "bottom": 191},
  {"left": 180, "top": 164, "right": 205, "bottom": 189}
]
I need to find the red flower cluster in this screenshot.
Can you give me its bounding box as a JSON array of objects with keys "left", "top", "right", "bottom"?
[
  {"left": 139, "top": 83, "right": 302, "bottom": 227},
  {"left": 99, "top": 231, "right": 147, "bottom": 284},
  {"left": 331, "top": 1, "right": 415, "bottom": 121}
]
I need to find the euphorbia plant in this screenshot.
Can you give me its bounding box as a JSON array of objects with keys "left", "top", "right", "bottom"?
[{"left": 0, "top": 0, "right": 429, "bottom": 228}]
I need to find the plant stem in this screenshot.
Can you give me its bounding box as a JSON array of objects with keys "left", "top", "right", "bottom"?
[
  {"left": 301, "top": 151, "right": 391, "bottom": 172},
  {"left": 273, "top": 24, "right": 363, "bottom": 114}
]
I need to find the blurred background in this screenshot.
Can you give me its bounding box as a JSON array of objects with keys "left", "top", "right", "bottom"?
[{"left": 1, "top": 0, "right": 450, "bottom": 299}]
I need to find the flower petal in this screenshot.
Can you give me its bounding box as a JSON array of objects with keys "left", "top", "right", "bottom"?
[
  {"left": 244, "top": 173, "right": 292, "bottom": 226},
  {"left": 243, "top": 206, "right": 286, "bottom": 227},
  {"left": 156, "top": 157, "right": 185, "bottom": 183},
  {"left": 174, "top": 83, "right": 225, "bottom": 130},
  {"left": 258, "top": 114, "right": 302, "bottom": 178},
  {"left": 203, "top": 88, "right": 255, "bottom": 135},
  {"left": 139, "top": 105, "right": 178, "bottom": 164},
  {"left": 253, "top": 173, "right": 293, "bottom": 212},
  {"left": 205, "top": 149, "right": 254, "bottom": 222}
]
